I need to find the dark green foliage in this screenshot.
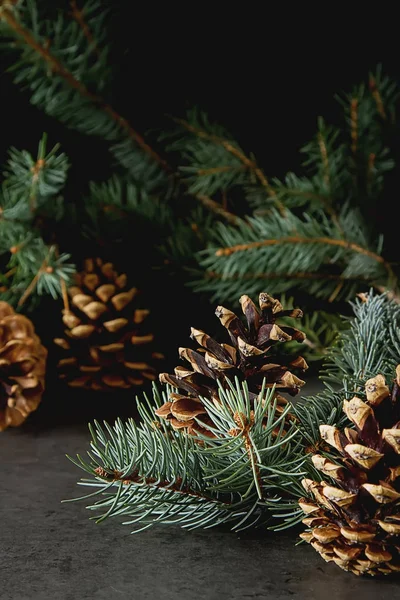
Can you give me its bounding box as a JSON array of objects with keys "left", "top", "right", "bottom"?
[
  {"left": 0, "top": 134, "right": 75, "bottom": 308},
  {"left": 1, "top": 1, "right": 113, "bottom": 135},
  {"left": 195, "top": 207, "right": 389, "bottom": 303},
  {"left": 0, "top": 0, "right": 168, "bottom": 190},
  {"left": 2, "top": 0, "right": 398, "bottom": 325},
  {"left": 164, "top": 71, "right": 398, "bottom": 306}
]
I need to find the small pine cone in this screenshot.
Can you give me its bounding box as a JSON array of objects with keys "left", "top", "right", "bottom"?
[
  {"left": 54, "top": 258, "right": 163, "bottom": 391},
  {"left": 299, "top": 367, "right": 400, "bottom": 577},
  {"left": 156, "top": 293, "right": 307, "bottom": 435},
  {"left": 0, "top": 302, "right": 47, "bottom": 431}
]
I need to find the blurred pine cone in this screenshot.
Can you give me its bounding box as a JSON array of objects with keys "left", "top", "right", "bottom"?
[
  {"left": 54, "top": 258, "right": 163, "bottom": 391},
  {"left": 0, "top": 301, "right": 47, "bottom": 431}
]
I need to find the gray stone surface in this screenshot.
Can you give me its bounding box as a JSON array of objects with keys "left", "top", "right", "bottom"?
[{"left": 2, "top": 380, "right": 400, "bottom": 599}]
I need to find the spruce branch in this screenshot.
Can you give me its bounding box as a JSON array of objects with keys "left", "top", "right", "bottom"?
[
  {"left": 3, "top": 133, "right": 68, "bottom": 216},
  {"left": 0, "top": 135, "right": 75, "bottom": 308},
  {"left": 214, "top": 233, "right": 387, "bottom": 266},
  {"left": 195, "top": 208, "right": 396, "bottom": 303},
  {"left": 1, "top": 2, "right": 242, "bottom": 222},
  {"left": 69, "top": 0, "right": 101, "bottom": 59},
  {"left": 0, "top": 1, "right": 170, "bottom": 179},
  {"left": 68, "top": 380, "right": 305, "bottom": 532},
  {"left": 171, "top": 115, "right": 274, "bottom": 193},
  {"left": 168, "top": 110, "right": 285, "bottom": 215},
  {"left": 321, "top": 292, "right": 400, "bottom": 390},
  {"left": 168, "top": 71, "right": 398, "bottom": 308},
  {"left": 194, "top": 193, "right": 239, "bottom": 225}
]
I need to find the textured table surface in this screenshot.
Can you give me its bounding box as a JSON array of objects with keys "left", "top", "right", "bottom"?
[{"left": 2, "top": 382, "right": 400, "bottom": 600}]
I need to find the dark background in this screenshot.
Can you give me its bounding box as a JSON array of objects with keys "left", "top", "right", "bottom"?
[
  {"left": 1, "top": 6, "right": 399, "bottom": 423},
  {"left": 2, "top": 10, "right": 398, "bottom": 188},
  {"left": 3, "top": 10, "right": 400, "bottom": 600}
]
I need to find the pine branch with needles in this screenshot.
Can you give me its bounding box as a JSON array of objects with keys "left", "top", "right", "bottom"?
[
  {"left": 67, "top": 380, "right": 306, "bottom": 533},
  {"left": 0, "top": 134, "right": 75, "bottom": 308}
]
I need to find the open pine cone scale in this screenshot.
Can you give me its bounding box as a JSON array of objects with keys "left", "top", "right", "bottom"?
[
  {"left": 300, "top": 367, "right": 400, "bottom": 576},
  {"left": 156, "top": 293, "right": 308, "bottom": 436}
]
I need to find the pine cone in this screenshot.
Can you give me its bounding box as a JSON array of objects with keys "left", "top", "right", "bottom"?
[
  {"left": 299, "top": 367, "right": 400, "bottom": 576},
  {"left": 156, "top": 293, "right": 307, "bottom": 436},
  {"left": 54, "top": 258, "right": 163, "bottom": 391},
  {"left": 0, "top": 302, "right": 47, "bottom": 431}
]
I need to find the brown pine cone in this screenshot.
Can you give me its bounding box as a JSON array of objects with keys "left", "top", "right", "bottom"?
[
  {"left": 156, "top": 293, "right": 307, "bottom": 436},
  {"left": 299, "top": 367, "right": 400, "bottom": 576},
  {"left": 54, "top": 258, "right": 163, "bottom": 391},
  {"left": 0, "top": 302, "right": 47, "bottom": 431}
]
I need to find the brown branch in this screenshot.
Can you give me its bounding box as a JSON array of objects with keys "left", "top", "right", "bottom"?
[
  {"left": 30, "top": 157, "right": 46, "bottom": 211},
  {"left": 369, "top": 76, "right": 386, "bottom": 119},
  {"left": 94, "top": 467, "right": 233, "bottom": 505},
  {"left": 195, "top": 194, "right": 239, "bottom": 225},
  {"left": 60, "top": 276, "right": 70, "bottom": 312},
  {"left": 216, "top": 235, "right": 385, "bottom": 263},
  {"left": 317, "top": 132, "right": 330, "bottom": 187},
  {"left": 230, "top": 411, "right": 263, "bottom": 499},
  {"left": 196, "top": 165, "right": 246, "bottom": 176},
  {"left": 0, "top": 7, "right": 170, "bottom": 174},
  {"left": 173, "top": 117, "right": 286, "bottom": 216},
  {"left": 70, "top": 0, "right": 101, "bottom": 59},
  {"left": 17, "top": 256, "right": 49, "bottom": 306},
  {"left": 367, "top": 152, "right": 376, "bottom": 184},
  {"left": 350, "top": 98, "right": 358, "bottom": 154},
  {"left": 4, "top": 266, "right": 17, "bottom": 279}
]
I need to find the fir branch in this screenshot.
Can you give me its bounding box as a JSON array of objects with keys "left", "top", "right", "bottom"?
[
  {"left": 214, "top": 234, "right": 388, "bottom": 267},
  {"left": 322, "top": 291, "right": 400, "bottom": 390},
  {"left": 3, "top": 133, "right": 69, "bottom": 216},
  {"left": 69, "top": 0, "right": 101, "bottom": 59},
  {"left": 204, "top": 270, "right": 373, "bottom": 285},
  {"left": 0, "top": 135, "right": 75, "bottom": 308},
  {"left": 194, "top": 193, "right": 239, "bottom": 225},
  {"left": 169, "top": 111, "right": 285, "bottom": 215},
  {"left": 0, "top": 2, "right": 170, "bottom": 175},
  {"left": 369, "top": 74, "right": 386, "bottom": 119},
  {"left": 68, "top": 381, "right": 305, "bottom": 533},
  {"left": 172, "top": 116, "right": 271, "bottom": 188},
  {"left": 1, "top": 3, "right": 242, "bottom": 221},
  {"left": 196, "top": 208, "right": 396, "bottom": 303},
  {"left": 294, "top": 292, "right": 400, "bottom": 450}
]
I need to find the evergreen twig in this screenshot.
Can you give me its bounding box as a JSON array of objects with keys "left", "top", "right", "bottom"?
[{"left": 0, "top": 3, "right": 170, "bottom": 175}]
